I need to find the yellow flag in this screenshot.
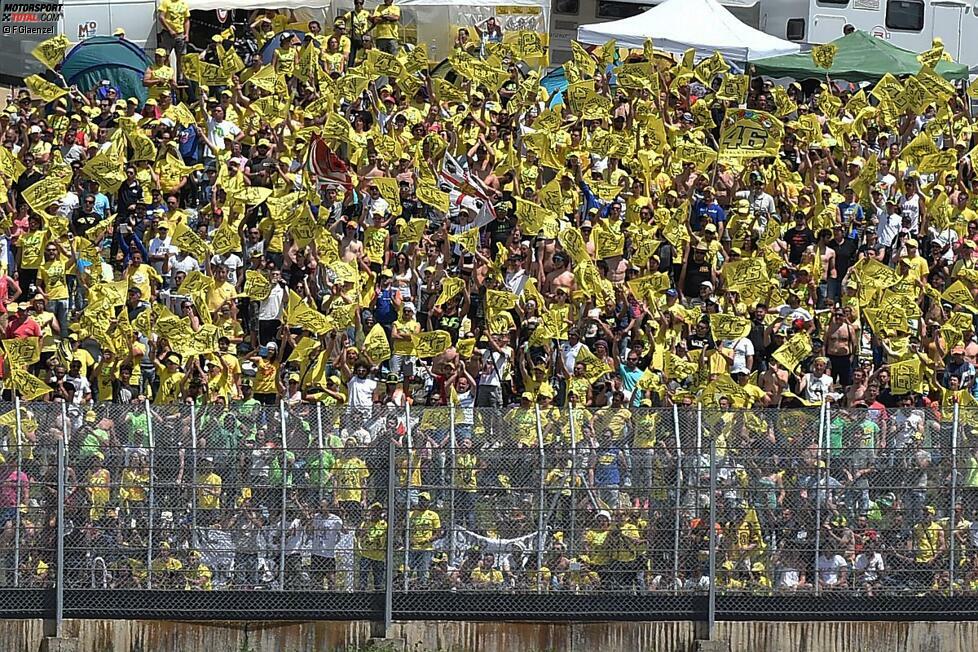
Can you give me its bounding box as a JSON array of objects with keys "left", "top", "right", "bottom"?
[
  {"left": 412, "top": 331, "right": 452, "bottom": 358},
  {"left": 82, "top": 145, "right": 127, "bottom": 193},
  {"left": 398, "top": 218, "right": 427, "bottom": 245},
  {"left": 0, "top": 147, "right": 25, "bottom": 182},
  {"left": 719, "top": 109, "right": 783, "bottom": 159},
  {"left": 22, "top": 176, "right": 67, "bottom": 214},
  {"left": 367, "top": 49, "right": 404, "bottom": 78},
  {"left": 811, "top": 43, "right": 838, "bottom": 69},
  {"left": 417, "top": 183, "right": 450, "bottom": 214},
  {"left": 9, "top": 369, "right": 53, "bottom": 401},
  {"left": 943, "top": 280, "right": 978, "bottom": 312},
  {"left": 363, "top": 323, "right": 392, "bottom": 364},
  {"left": 515, "top": 197, "right": 558, "bottom": 236},
  {"left": 371, "top": 177, "right": 402, "bottom": 214},
  {"left": 435, "top": 277, "right": 465, "bottom": 307},
  {"left": 574, "top": 346, "right": 612, "bottom": 383},
  {"left": 716, "top": 74, "right": 749, "bottom": 104},
  {"left": 449, "top": 227, "right": 480, "bottom": 253},
  {"left": 771, "top": 332, "right": 812, "bottom": 373},
  {"left": 917, "top": 43, "right": 945, "bottom": 67},
  {"left": 2, "top": 338, "right": 40, "bottom": 368},
  {"left": 31, "top": 34, "right": 70, "bottom": 71},
  {"left": 710, "top": 313, "right": 751, "bottom": 340},
  {"left": 693, "top": 51, "right": 728, "bottom": 85},
  {"left": 889, "top": 356, "right": 923, "bottom": 395},
  {"left": 627, "top": 272, "right": 670, "bottom": 302},
  {"left": 171, "top": 222, "right": 211, "bottom": 260},
  {"left": 25, "top": 75, "right": 68, "bottom": 103}
]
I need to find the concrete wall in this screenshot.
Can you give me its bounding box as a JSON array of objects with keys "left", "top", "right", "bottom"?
[{"left": 6, "top": 619, "right": 978, "bottom": 652}]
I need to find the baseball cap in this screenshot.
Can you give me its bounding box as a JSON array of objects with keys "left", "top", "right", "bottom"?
[{"left": 154, "top": 48, "right": 167, "bottom": 57}]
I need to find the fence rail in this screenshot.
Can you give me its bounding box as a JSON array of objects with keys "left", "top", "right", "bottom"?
[{"left": 2, "top": 400, "right": 978, "bottom": 625}]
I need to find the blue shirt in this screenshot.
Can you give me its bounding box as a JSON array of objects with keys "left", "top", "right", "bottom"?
[
  {"left": 92, "top": 192, "right": 110, "bottom": 218},
  {"left": 691, "top": 200, "right": 726, "bottom": 232},
  {"left": 838, "top": 201, "right": 865, "bottom": 237}
]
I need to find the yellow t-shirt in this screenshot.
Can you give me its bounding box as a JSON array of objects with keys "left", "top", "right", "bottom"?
[
  {"left": 252, "top": 358, "right": 279, "bottom": 395},
  {"left": 357, "top": 518, "right": 387, "bottom": 561},
  {"left": 159, "top": 0, "right": 189, "bottom": 34},
  {"left": 206, "top": 281, "right": 237, "bottom": 312},
  {"left": 18, "top": 231, "right": 46, "bottom": 270},
  {"left": 197, "top": 472, "right": 222, "bottom": 510},
  {"left": 409, "top": 508, "right": 441, "bottom": 550},
  {"left": 333, "top": 457, "right": 369, "bottom": 502},
  {"left": 38, "top": 256, "right": 69, "bottom": 301},
  {"left": 393, "top": 318, "right": 420, "bottom": 355},
  {"left": 127, "top": 263, "right": 162, "bottom": 300},
  {"left": 371, "top": 3, "right": 401, "bottom": 41}
]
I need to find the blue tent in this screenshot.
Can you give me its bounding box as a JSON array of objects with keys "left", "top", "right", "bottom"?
[
  {"left": 260, "top": 32, "right": 307, "bottom": 65},
  {"left": 61, "top": 36, "right": 151, "bottom": 105}
]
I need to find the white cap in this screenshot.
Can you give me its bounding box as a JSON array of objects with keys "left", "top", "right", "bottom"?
[
  {"left": 29, "top": 125, "right": 41, "bottom": 134},
  {"left": 596, "top": 510, "right": 611, "bottom": 520},
  {"left": 403, "top": 302, "right": 416, "bottom": 313}
]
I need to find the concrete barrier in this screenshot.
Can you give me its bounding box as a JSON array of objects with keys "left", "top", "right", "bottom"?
[{"left": 3, "top": 619, "right": 975, "bottom": 652}]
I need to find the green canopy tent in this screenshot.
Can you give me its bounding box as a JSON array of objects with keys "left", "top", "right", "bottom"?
[{"left": 751, "top": 30, "right": 968, "bottom": 83}]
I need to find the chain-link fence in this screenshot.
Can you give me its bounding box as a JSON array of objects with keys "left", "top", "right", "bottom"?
[{"left": 4, "top": 400, "right": 978, "bottom": 622}]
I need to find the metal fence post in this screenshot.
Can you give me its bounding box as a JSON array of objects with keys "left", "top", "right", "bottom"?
[
  {"left": 278, "top": 402, "right": 288, "bottom": 591},
  {"left": 813, "top": 401, "right": 827, "bottom": 596},
  {"left": 403, "top": 404, "right": 412, "bottom": 591},
  {"left": 145, "top": 400, "right": 155, "bottom": 589},
  {"left": 672, "top": 403, "right": 682, "bottom": 585},
  {"left": 316, "top": 404, "right": 325, "bottom": 505},
  {"left": 708, "top": 435, "right": 717, "bottom": 639},
  {"left": 534, "top": 404, "right": 546, "bottom": 592},
  {"left": 385, "top": 439, "right": 395, "bottom": 630},
  {"left": 190, "top": 403, "right": 198, "bottom": 535},
  {"left": 568, "top": 403, "right": 578, "bottom": 558},
  {"left": 950, "top": 401, "right": 961, "bottom": 592},
  {"left": 13, "top": 395, "right": 22, "bottom": 587},
  {"left": 447, "top": 403, "right": 456, "bottom": 565},
  {"left": 56, "top": 401, "right": 68, "bottom": 635}
]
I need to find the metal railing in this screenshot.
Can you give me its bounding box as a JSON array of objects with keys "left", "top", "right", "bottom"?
[{"left": 2, "top": 400, "right": 978, "bottom": 626}]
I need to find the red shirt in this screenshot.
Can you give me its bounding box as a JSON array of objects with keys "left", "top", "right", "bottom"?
[{"left": 5, "top": 315, "right": 41, "bottom": 339}]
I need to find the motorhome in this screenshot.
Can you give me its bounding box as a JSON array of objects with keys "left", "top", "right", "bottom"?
[{"left": 555, "top": 0, "right": 978, "bottom": 66}]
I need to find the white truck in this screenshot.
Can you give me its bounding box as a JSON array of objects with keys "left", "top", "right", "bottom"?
[{"left": 551, "top": 0, "right": 978, "bottom": 67}]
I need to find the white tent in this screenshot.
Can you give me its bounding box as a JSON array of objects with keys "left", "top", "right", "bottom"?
[{"left": 576, "top": 0, "right": 801, "bottom": 63}]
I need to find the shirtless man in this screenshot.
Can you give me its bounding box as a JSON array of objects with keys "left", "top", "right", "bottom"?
[
  {"left": 816, "top": 228, "right": 837, "bottom": 308},
  {"left": 759, "top": 359, "right": 789, "bottom": 407},
  {"left": 333, "top": 218, "right": 364, "bottom": 264},
  {"left": 542, "top": 252, "right": 575, "bottom": 297},
  {"left": 823, "top": 308, "right": 857, "bottom": 386}
]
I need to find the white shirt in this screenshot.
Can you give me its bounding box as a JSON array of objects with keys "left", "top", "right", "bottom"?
[
  {"left": 58, "top": 191, "right": 79, "bottom": 218},
  {"left": 876, "top": 211, "right": 902, "bottom": 247},
  {"left": 170, "top": 254, "right": 200, "bottom": 276},
  {"left": 801, "top": 372, "right": 834, "bottom": 403},
  {"left": 901, "top": 193, "right": 921, "bottom": 233},
  {"left": 205, "top": 118, "right": 241, "bottom": 157},
  {"left": 149, "top": 235, "right": 175, "bottom": 274},
  {"left": 284, "top": 517, "right": 308, "bottom": 554},
  {"left": 853, "top": 551, "right": 884, "bottom": 582},
  {"left": 310, "top": 512, "right": 344, "bottom": 558},
  {"left": 212, "top": 253, "right": 243, "bottom": 286},
  {"left": 347, "top": 375, "right": 378, "bottom": 407},
  {"left": 816, "top": 553, "right": 848, "bottom": 586},
  {"left": 257, "top": 283, "right": 285, "bottom": 321},
  {"left": 727, "top": 337, "right": 754, "bottom": 374},
  {"left": 560, "top": 341, "right": 584, "bottom": 374},
  {"left": 477, "top": 350, "right": 508, "bottom": 388}
]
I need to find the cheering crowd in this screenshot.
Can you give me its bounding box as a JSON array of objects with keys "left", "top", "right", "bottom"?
[{"left": 2, "top": 6, "right": 978, "bottom": 595}]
